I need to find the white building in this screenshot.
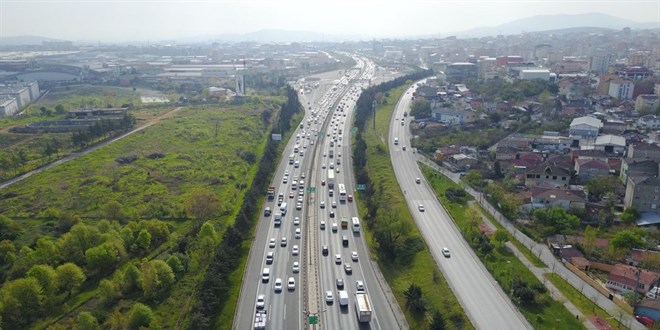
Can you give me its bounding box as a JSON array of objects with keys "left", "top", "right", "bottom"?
[
  {"left": 519, "top": 69, "right": 551, "bottom": 81},
  {"left": 0, "top": 98, "right": 19, "bottom": 116},
  {"left": 608, "top": 79, "right": 634, "bottom": 100},
  {"left": 569, "top": 116, "right": 602, "bottom": 138}
]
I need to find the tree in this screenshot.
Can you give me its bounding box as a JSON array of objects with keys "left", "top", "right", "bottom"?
[
  {"left": 58, "top": 224, "right": 102, "bottom": 264},
  {"left": 76, "top": 311, "right": 98, "bottom": 330},
  {"left": 127, "top": 303, "right": 154, "bottom": 330},
  {"left": 464, "top": 170, "right": 483, "bottom": 188},
  {"left": 166, "top": 255, "right": 185, "bottom": 278},
  {"left": 429, "top": 309, "right": 446, "bottom": 330},
  {"left": 492, "top": 230, "right": 510, "bottom": 248},
  {"left": 104, "top": 199, "right": 127, "bottom": 222},
  {"left": 26, "top": 264, "right": 58, "bottom": 295},
  {"left": 0, "top": 215, "right": 21, "bottom": 241},
  {"left": 620, "top": 207, "right": 641, "bottom": 224},
  {"left": 0, "top": 278, "right": 45, "bottom": 327},
  {"left": 584, "top": 176, "right": 619, "bottom": 201},
  {"left": 136, "top": 229, "right": 152, "bottom": 251},
  {"left": 140, "top": 259, "right": 175, "bottom": 299},
  {"left": 373, "top": 211, "right": 411, "bottom": 260},
  {"left": 54, "top": 104, "right": 65, "bottom": 115},
  {"left": 583, "top": 226, "right": 599, "bottom": 256},
  {"left": 0, "top": 239, "right": 16, "bottom": 267},
  {"left": 122, "top": 264, "right": 142, "bottom": 293},
  {"left": 198, "top": 221, "right": 218, "bottom": 242},
  {"left": 532, "top": 207, "right": 580, "bottom": 235},
  {"left": 185, "top": 188, "right": 221, "bottom": 220},
  {"left": 56, "top": 263, "right": 86, "bottom": 297},
  {"left": 85, "top": 240, "right": 126, "bottom": 275},
  {"left": 410, "top": 98, "right": 431, "bottom": 118},
  {"left": 641, "top": 253, "right": 660, "bottom": 272},
  {"left": 610, "top": 230, "right": 644, "bottom": 252},
  {"left": 403, "top": 283, "right": 426, "bottom": 313},
  {"left": 98, "top": 278, "right": 121, "bottom": 306}
]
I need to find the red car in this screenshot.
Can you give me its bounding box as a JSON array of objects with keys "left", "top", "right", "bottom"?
[
  {"left": 347, "top": 194, "right": 353, "bottom": 202},
  {"left": 636, "top": 315, "right": 654, "bottom": 327}
]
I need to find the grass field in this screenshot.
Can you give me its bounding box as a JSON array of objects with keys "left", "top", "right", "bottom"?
[
  {"left": 358, "top": 85, "right": 473, "bottom": 329},
  {"left": 422, "top": 166, "right": 585, "bottom": 330}
]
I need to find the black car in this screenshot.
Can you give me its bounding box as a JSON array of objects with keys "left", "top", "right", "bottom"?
[
  {"left": 322, "top": 245, "right": 329, "bottom": 256},
  {"left": 329, "top": 210, "right": 335, "bottom": 218},
  {"left": 336, "top": 278, "right": 344, "bottom": 290}
]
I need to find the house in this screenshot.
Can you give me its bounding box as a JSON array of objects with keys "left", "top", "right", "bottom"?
[
  {"left": 575, "top": 159, "right": 612, "bottom": 184},
  {"left": 593, "top": 134, "right": 626, "bottom": 155},
  {"left": 628, "top": 142, "right": 660, "bottom": 160},
  {"left": 608, "top": 79, "right": 635, "bottom": 100},
  {"left": 635, "top": 94, "right": 659, "bottom": 113},
  {"left": 525, "top": 161, "right": 572, "bottom": 188},
  {"left": 434, "top": 146, "right": 461, "bottom": 162},
  {"left": 606, "top": 264, "right": 660, "bottom": 295},
  {"left": 638, "top": 115, "right": 660, "bottom": 130},
  {"left": 634, "top": 298, "right": 660, "bottom": 322},
  {"left": 624, "top": 175, "right": 660, "bottom": 213},
  {"left": 513, "top": 152, "right": 545, "bottom": 169},
  {"left": 431, "top": 108, "right": 477, "bottom": 125},
  {"left": 496, "top": 145, "right": 517, "bottom": 161},
  {"left": 602, "top": 120, "right": 628, "bottom": 134},
  {"left": 628, "top": 249, "right": 660, "bottom": 267},
  {"left": 445, "top": 153, "right": 478, "bottom": 172},
  {"left": 621, "top": 159, "right": 659, "bottom": 184},
  {"left": 528, "top": 187, "right": 586, "bottom": 210}
]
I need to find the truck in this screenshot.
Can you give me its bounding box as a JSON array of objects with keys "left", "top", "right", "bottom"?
[
  {"left": 355, "top": 292, "right": 372, "bottom": 322},
  {"left": 327, "top": 170, "right": 335, "bottom": 189},
  {"left": 267, "top": 186, "right": 275, "bottom": 200},
  {"left": 273, "top": 212, "right": 282, "bottom": 227},
  {"left": 254, "top": 310, "right": 267, "bottom": 330},
  {"left": 341, "top": 217, "right": 348, "bottom": 229},
  {"left": 338, "top": 290, "right": 349, "bottom": 306},
  {"left": 289, "top": 153, "right": 295, "bottom": 164}
]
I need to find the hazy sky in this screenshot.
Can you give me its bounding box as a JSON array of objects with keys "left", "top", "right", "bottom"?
[{"left": 1, "top": 0, "right": 658, "bottom": 42}]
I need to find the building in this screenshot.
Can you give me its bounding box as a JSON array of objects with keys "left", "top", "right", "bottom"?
[
  {"left": 431, "top": 108, "right": 477, "bottom": 125},
  {"left": 608, "top": 79, "right": 635, "bottom": 100},
  {"left": 446, "top": 62, "right": 478, "bottom": 83},
  {"left": 620, "top": 159, "right": 659, "bottom": 185},
  {"left": 569, "top": 116, "right": 602, "bottom": 145},
  {"left": 628, "top": 142, "right": 660, "bottom": 160},
  {"left": 445, "top": 153, "right": 478, "bottom": 172},
  {"left": 528, "top": 187, "right": 586, "bottom": 210},
  {"left": 634, "top": 298, "right": 660, "bottom": 323},
  {"left": 593, "top": 134, "right": 626, "bottom": 154},
  {"left": 0, "top": 98, "right": 19, "bottom": 116},
  {"left": 636, "top": 94, "right": 659, "bottom": 113},
  {"left": 615, "top": 66, "right": 654, "bottom": 80},
  {"left": 606, "top": 264, "right": 660, "bottom": 295},
  {"left": 496, "top": 55, "right": 523, "bottom": 67},
  {"left": 519, "top": 69, "right": 553, "bottom": 81},
  {"left": 638, "top": 115, "right": 660, "bottom": 130},
  {"left": 26, "top": 81, "right": 40, "bottom": 101},
  {"left": 575, "top": 159, "right": 612, "bottom": 184},
  {"left": 624, "top": 175, "right": 660, "bottom": 213},
  {"left": 525, "top": 163, "right": 572, "bottom": 188},
  {"left": 589, "top": 53, "right": 615, "bottom": 74}
]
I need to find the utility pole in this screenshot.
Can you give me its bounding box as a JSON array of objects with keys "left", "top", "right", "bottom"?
[
  {"left": 372, "top": 99, "right": 376, "bottom": 130},
  {"left": 214, "top": 119, "right": 220, "bottom": 139}
]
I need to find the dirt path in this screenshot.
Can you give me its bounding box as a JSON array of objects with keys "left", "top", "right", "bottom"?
[{"left": 0, "top": 106, "right": 183, "bottom": 190}]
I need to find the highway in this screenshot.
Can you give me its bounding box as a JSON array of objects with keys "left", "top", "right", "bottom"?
[
  {"left": 389, "top": 81, "right": 532, "bottom": 330},
  {"left": 235, "top": 57, "right": 406, "bottom": 330}
]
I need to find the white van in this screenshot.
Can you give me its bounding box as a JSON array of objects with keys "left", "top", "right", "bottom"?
[
  {"left": 262, "top": 267, "right": 270, "bottom": 282},
  {"left": 338, "top": 290, "right": 349, "bottom": 306},
  {"left": 280, "top": 203, "right": 287, "bottom": 215}
]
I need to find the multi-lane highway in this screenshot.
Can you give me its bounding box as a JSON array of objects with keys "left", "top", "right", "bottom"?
[
  {"left": 389, "top": 81, "right": 532, "bottom": 329},
  {"left": 236, "top": 57, "right": 405, "bottom": 330}
]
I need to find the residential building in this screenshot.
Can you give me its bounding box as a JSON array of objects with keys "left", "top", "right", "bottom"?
[
  {"left": 634, "top": 298, "right": 660, "bottom": 322},
  {"left": 608, "top": 79, "right": 635, "bottom": 100},
  {"left": 628, "top": 142, "right": 660, "bottom": 160},
  {"left": 558, "top": 79, "right": 587, "bottom": 101},
  {"left": 496, "top": 55, "right": 523, "bottom": 67},
  {"left": 593, "top": 134, "right": 626, "bottom": 155},
  {"left": 620, "top": 159, "right": 659, "bottom": 185},
  {"left": 0, "top": 98, "right": 19, "bottom": 116},
  {"left": 638, "top": 115, "right": 660, "bottom": 129},
  {"left": 434, "top": 146, "right": 461, "bottom": 162},
  {"left": 615, "top": 66, "right": 654, "bottom": 80},
  {"left": 528, "top": 187, "right": 586, "bottom": 210},
  {"left": 635, "top": 94, "right": 659, "bottom": 113},
  {"left": 445, "top": 153, "right": 478, "bottom": 172},
  {"left": 589, "top": 53, "right": 615, "bottom": 74},
  {"left": 624, "top": 175, "right": 660, "bottom": 213},
  {"left": 525, "top": 162, "right": 572, "bottom": 188},
  {"left": 446, "top": 62, "right": 478, "bottom": 83},
  {"left": 431, "top": 108, "right": 477, "bottom": 125},
  {"left": 575, "top": 159, "right": 612, "bottom": 184},
  {"left": 606, "top": 264, "right": 660, "bottom": 295}
]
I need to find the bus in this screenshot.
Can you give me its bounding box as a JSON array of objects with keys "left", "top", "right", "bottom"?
[
  {"left": 351, "top": 217, "right": 360, "bottom": 233},
  {"left": 338, "top": 184, "right": 347, "bottom": 202}
]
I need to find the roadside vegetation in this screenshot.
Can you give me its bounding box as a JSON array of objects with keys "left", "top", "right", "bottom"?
[
  {"left": 421, "top": 166, "right": 585, "bottom": 329},
  {"left": 0, "top": 85, "right": 301, "bottom": 329},
  {"left": 352, "top": 72, "right": 473, "bottom": 330}
]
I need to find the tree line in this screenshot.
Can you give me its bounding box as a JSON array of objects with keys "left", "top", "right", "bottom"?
[{"left": 71, "top": 113, "right": 136, "bottom": 148}]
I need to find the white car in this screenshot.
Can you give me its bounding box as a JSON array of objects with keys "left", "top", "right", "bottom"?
[
  {"left": 320, "top": 201, "right": 326, "bottom": 209},
  {"left": 256, "top": 294, "right": 265, "bottom": 309},
  {"left": 288, "top": 277, "right": 296, "bottom": 290},
  {"left": 269, "top": 238, "right": 276, "bottom": 248},
  {"left": 332, "top": 201, "right": 337, "bottom": 208},
  {"left": 442, "top": 247, "right": 451, "bottom": 258},
  {"left": 418, "top": 204, "right": 425, "bottom": 212},
  {"left": 335, "top": 254, "right": 342, "bottom": 264},
  {"left": 292, "top": 245, "right": 299, "bottom": 256},
  {"left": 322, "top": 163, "right": 326, "bottom": 169},
  {"left": 325, "top": 290, "right": 334, "bottom": 303},
  {"left": 293, "top": 261, "right": 300, "bottom": 273},
  {"left": 320, "top": 221, "right": 326, "bottom": 230},
  {"left": 351, "top": 251, "right": 358, "bottom": 261},
  {"left": 415, "top": 177, "right": 421, "bottom": 184},
  {"left": 356, "top": 280, "right": 365, "bottom": 292},
  {"left": 295, "top": 228, "right": 301, "bottom": 239},
  {"left": 274, "top": 278, "right": 283, "bottom": 292},
  {"left": 281, "top": 237, "right": 287, "bottom": 247},
  {"left": 293, "top": 217, "right": 300, "bottom": 226}
]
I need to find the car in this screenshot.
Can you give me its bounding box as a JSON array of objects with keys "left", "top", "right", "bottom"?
[
  {"left": 329, "top": 210, "right": 335, "bottom": 218},
  {"left": 296, "top": 202, "right": 302, "bottom": 210},
  {"left": 321, "top": 180, "right": 326, "bottom": 186},
  {"left": 442, "top": 247, "right": 451, "bottom": 258},
  {"left": 320, "top": 201, "right": 326, "bottom": 208},
  {"left": 269, "top": 238, "right": 276, "bottom": 248},
  {"left": 332, "top": 201, "right": 337, "bottom": 208},
  {"left": 320, "top": 220, "right": 326, "bottom": 230},
  {"left": 256, "top": 294, "right": 265, "bottom": 309},
  {"left": 344, "top": 262, "right": 352, "bottom": 274},
  {"left": 281, "top": 237, "right": 287, "bottom": 247},
  {"left": 295, "top": 228, "right": 301, "bottom": 239},
  {"left": 282, "top": 177, "right": 288, "bottom": 184},
  {"left": 284, "top": 170, "right": 290, "bottom": 176},
  {"left": 297, "top": 196, "right": 303, "bottom": 203},
  {"left": 356, "top": 280, "right": 365, "bottom": 292},
  {"left": 288, "top": 191, "right": 294, "bottom": 199},
  {"left": 288, "top": 277, "right": 296, "bottom": 290},
  {"left": 415, "top": 177, "right": 421, "bottom": 184},
  {"left": 266, "top": 252, "right": 274, "bottom": 264},
  {"left": 274, "top": 278, "right": 283, "bottom": 292},
  {"left": 402, "top": 146, "right": 406, "bottom": 151},
  {"left": 336, "top": 278, "right": 344, "bottom": 289},
  {"left": 635, "top": 315, "right": 654, "bottom": 327},
  {"left": 331, "top": 223, "right": 339, "bottom": 232},
  {"left": 335, "top": 254, "right": 342, "bottom": 264},
  {"left": 292, "top": 261, "right": 300, "bottom": 273},
  {"left": 347, "top": 194, "right": 353, "bottom": 202},
  {"left": 329, "top": 163, "right": 334, "bottom": 169},
  {"left": 322, "top": 163, "right": 326, "bottom": 169},
  {"left": 325, "top": 290, "right": 334, "bottom": 303},
  {"left": 351, "top": 251, "right": 358, "bottom": 261},
  {"left": 301, "top": 172, "right": 306, "bottom": 179},
  {"left": 418, "top": 204, "right": 425, "bottom": 212},
  {"left": 294, "top": 217, "right": 300, "bottom": 226},
  {"left": 292, "top": 245, "right": 299, "bottom": 256},
  {"left": 322, "top": 245, "right": 329, "bottom": 256}
]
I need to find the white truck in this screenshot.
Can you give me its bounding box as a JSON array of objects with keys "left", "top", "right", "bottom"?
[
  {"left": 338, "top": 290, "right": 349, "bottom": 306},
  {"left": 254, "top": 310, "right": 267, "bottom": 329},
  {"left": 355, "top": 292, "right": 372, "bottom": 322},
  {"left": 273, "top": 212, "right": 282, "bottom": 227}
]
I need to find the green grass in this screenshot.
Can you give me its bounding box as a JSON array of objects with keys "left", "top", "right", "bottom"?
[
  {"left": 358, "top": 85, "right": 473, "bottom": 329},
  {"left": 422, "top": 166, "right": 585, "bottom": 330},
  {"left": 545, "top": 273, "right": 624, "bottom": 329}
]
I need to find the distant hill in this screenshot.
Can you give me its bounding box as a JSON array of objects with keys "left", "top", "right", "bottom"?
[
  {"left": 0, "top": 35, "right": 63, "bottom": 46},
  {"left": 453, "top": 13, "right": 658, "bottom": 37}
]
